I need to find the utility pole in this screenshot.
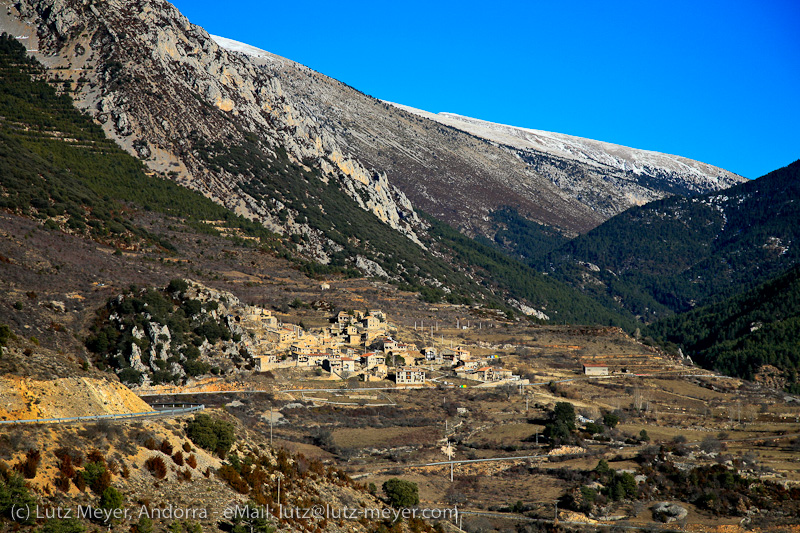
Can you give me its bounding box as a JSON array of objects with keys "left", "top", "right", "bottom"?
[
  {"left": 270, "top": 406, "right": 274, "bottom": 447},
  {"left": 449, "top": 446, "right": 454, "bottom": 482},
  {"left": 447, "top": 440, "right": 454, "bottom": 482}
]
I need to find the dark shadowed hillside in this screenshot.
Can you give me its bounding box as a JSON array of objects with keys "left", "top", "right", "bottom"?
[
  {"left": 542, "top": 160, "right": 800, "bottom": 322},
  {"left": 647, "top": 264, "right": 800, "bottom": 391}
]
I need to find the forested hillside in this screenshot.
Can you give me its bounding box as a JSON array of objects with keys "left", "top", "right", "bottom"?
[
  {"left": 647, "top": 265, "right": 800, "bottom": 392},
  {"left": 487, "top": 206, "right": 570, "bottom": 266},
  {"left": 541, "top": 160, "right": 800, "bottom": 321},
  {"left": 427, "top": 216, "right": 632, "bottom": 327}
]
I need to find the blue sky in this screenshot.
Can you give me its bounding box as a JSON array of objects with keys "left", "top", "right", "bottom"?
[{"left": 171, "top": 0, "right": 799, "bottom": 179}]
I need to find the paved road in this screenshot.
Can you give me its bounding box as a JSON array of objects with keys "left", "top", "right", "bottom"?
[{"left": 0, "top": 403, "right": 204, "bottom": 425}]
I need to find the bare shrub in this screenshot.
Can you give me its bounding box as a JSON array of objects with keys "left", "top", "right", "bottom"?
[
  {"left": 16, "top": 449, "right": 41, "bottom": 479},
  {"left": 700, "top": 437, "right": 724, "bottom": 453},
  {"left": 159, "top": 439, "right": 173, "bottom": 455},
  {"left": 217, "top": 464, "right": 249, "bottom": 494},
  {"left": 144, "top": 456, "right": 167, "bottom": 479},
  {"left": 58, "top": 455, "right": 76, "bottom": 478},
  {"left": 54, "top": 447, "right": 84, "bottom": 468},
  {"left": 54, "top": 473, "right": 71, "bottom": 492},
  {"left": 86, "top": 449, "right": 105, "bottom": 465},
  {"left": 172, "top": 451, "right": 184, "bottom": 466},
  {"left": 177, "top": 468, "right": 192, "bottom": 482}
]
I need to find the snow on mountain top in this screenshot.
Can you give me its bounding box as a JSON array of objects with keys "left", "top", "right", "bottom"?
[
  {"left": 211, "top": 34, "right": 289, "bottom": 65},
  {"left": 387, "top": 102, "right": 744, "bottom": 187},
  {"left": 210, "top": 33, "right": 743, "bottom": 191},
  {"left": 212, "top": 35, "right": 311, "bottom": 73},
  {"left": 211, "top": 35, "right": 268, "bottom": 57}
]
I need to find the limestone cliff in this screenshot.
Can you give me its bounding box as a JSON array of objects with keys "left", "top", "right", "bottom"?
[{"left": 3, "top": 0, "right": 423, "bottom": 255}]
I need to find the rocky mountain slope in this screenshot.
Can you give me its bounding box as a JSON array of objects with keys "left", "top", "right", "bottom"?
[
  {"left": 2, "top": 0, "right": 743, "bottom": 251},
  {"left": 391, "top": 105, "right": 745, "bottom": 216},
  {"left": 0, "top": 376, "right": 151, "bottom": 420},
  {"left": 0, "top": 392, "right": 405, "bottom": 533},
  {"left": 209, "top": 36, "right": 744, "bottom": 236},
  {"left": 1, "top": 0, "right": 423, "bottom": 256}
]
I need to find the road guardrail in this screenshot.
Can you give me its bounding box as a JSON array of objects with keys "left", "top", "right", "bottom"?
[{"left": 0, "top": 403, "right": 204, "bottom": 425}]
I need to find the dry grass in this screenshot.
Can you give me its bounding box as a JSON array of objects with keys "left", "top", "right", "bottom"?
[
  {"left": 469, "top": 423, "right": 539, "bottom": 446},
  {"left": 333, "top": 426, "right": 440, "bottom": 449}
]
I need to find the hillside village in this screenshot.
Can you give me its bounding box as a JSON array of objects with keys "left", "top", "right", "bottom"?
[{"left": 104, "top": 279, "right": 523, "bottom": 390}]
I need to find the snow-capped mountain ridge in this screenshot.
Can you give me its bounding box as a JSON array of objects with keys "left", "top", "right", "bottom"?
[
  {"left": 209, "top": 33, "right": 744, "bottom": 235},
  {"left": 393, "top": 105, "right": 741, "bottom": 188},
  {"left": 210, "top": 35, "right": 735, "bottom": 192},
  {"left": 210, "top": 35, "right": 285, "bottom": 65},
  {"left": 209, "top": 36, "right": 740, "bottom": 190}
]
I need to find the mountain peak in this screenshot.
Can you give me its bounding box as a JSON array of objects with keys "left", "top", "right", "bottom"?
[{"left": 211, "top": 31, "right": 744, "bottom": 234}]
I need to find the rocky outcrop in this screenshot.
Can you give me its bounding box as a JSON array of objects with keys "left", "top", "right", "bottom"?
[
  {"left": 754, "top": 364, "right": 787, "bottom": 390},
  {"left": 6, "top": 0, "right": 423, "bottom": 250},
  {"left": 651, "top": 502, "right": 689, "bottom": 523},
  {"left": 99, "top": 280, "right": 254, "bottom": 387}
]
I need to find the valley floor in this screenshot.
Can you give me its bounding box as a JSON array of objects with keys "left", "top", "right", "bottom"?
[{"left": 142, "top": 323, "right": 800, "bottom": 531}]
